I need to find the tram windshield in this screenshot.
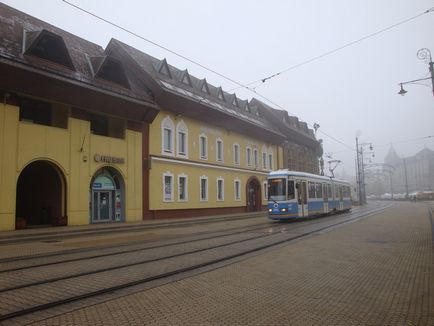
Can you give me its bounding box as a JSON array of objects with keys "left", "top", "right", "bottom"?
[{"left": 268, "top": 178, "right": 286, "bottom": 201}]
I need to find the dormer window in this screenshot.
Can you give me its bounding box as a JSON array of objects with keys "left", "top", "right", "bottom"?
[
  {"left": 232, "top": 97, "right": 238, "bottom": 107},
  {"left": 181, "top": 70, "right": 192, "bottom": 86},
  {"left": 157, "top": 58, "right": 171, "bottom": 78},
  {"left": 201, "top": 80, "right": 210, "bottom": 94},
  {"left": 23, "top": 29, "right": 75, "bottom": 70},
  {"left": 91, "top": 56, "right": 130, "bottom": 89},
  {"left": 218, "top": 88, "right": 225, "bottom": 101}
]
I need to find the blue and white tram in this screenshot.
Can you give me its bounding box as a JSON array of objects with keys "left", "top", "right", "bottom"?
[{"left": 267, "top": 170, "right": 352, "bottom": 220}]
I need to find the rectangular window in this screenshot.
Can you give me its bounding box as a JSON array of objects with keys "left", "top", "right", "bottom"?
[
  {"left": 234, "top": 180, "right": 241, "bottom": 200},
  {"left": 178, "top": 131, "right": 186, "bottom": 155},
  {"left": 262, "top": 152, "right": 267, "bottom": 170},
  {"left": 233, "top": 144, "right": 240, "bottom": 165},
  {"left": 246, "top": 147, "right": 252, "bottom": 167},
  {"left": 217, "top": 179, "right": 224, "bottom": 201},
  {"left": 254, "top": 149, "right": 258, "bottom": 168},
  {"left": 268, "top": 153, "right": 273, "bottom": 170},
  {"left": 308, "top": 182, "right": 316, "bottom": 198},
  {"left": 178, "top": 175, "right": 188, "bottom": 201},
  {"left": 19, "top": 98, "right": 69, "bottom": 129},
  {"left": 316, "top": 183, "right": 323, "bottom": 198},
  {"left": 200, "top": 136, "right": 207, "bottom": 159},
  {"left": 163, "top": 128, "right": 172, "bottom": 153},
  {"left": 216, "top": 139, "right": 223, "bottom": 162},
  {"left": 163, "top": 174, "right": 173, "bottom": 201},
  {"left": 200, "top": 177, "right": 208, "bottom": 201}
]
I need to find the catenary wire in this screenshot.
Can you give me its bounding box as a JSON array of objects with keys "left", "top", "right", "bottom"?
[{"left": 61, "top": 1, "right": 432, "bottom": 152}]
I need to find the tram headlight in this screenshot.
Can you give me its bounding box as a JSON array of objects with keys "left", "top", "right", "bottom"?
[
  {"left": 268, "top": 208, "right": 272, "bottom": 212},
  {"left": 281, "top": 208, "right": 287, "bottom": 212}
]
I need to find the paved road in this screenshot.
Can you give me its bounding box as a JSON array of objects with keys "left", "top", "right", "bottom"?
[{"left": 21, "top": 201, "right": 432, "bottom": 326}]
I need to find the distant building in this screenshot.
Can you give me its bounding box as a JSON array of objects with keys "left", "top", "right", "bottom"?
[{"left": 383, "top": 146, "right": 434, "bottom": 195}]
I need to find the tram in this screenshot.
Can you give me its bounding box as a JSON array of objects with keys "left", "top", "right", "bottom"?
[{"left": 267, "top": 170, "right": 352, "bottom": 220}]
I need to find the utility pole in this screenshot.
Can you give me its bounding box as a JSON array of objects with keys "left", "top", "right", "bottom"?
[
  {"left": 403, "top": 158, "right": 409, "bottom": 198},
  {"left": 355, "top": 136, "right": 362, "bottom": 205}
]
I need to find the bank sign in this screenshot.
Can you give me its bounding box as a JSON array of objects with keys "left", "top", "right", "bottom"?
[{"left": 94, "top": 154, "right": 125, "bottom": 164}]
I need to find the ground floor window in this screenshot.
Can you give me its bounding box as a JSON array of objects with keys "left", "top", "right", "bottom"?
[
  {"left": 178, "top": 174, "right": 188, "bottom": 201},
  {"left": 217, "top": 178, "right": 224, "bottom": 201},
  {"left": 200, "top": 176, "right": 208, "bottom": 201},
  {"left": 234, "top": 179, "right": 241, "bottom": 200},
  {"left": 163, "top": 172, "right": 174, "bottom": 202}
]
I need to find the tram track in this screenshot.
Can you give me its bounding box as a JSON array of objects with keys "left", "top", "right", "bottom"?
[
  {"left": 0, "top": 211, "right": 266, "bottom": 245},
  {"left": 0, "top": 203, "right": 392, "bottom": 322},
  {"left": 0, "top": 202, "right": 382, "bottom": 271}
]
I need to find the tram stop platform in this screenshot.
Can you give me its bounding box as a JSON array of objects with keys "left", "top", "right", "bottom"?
[{"left": 2, "top": 201, "right": 434, "bottom": 325}]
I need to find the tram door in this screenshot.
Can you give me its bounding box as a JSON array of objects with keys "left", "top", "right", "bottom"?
[
  {"left": 296, "top": 180, "right": 308, "bottom": 217},
  {"left": 323, "top": 184, "right": 329, "bottom": 214}
]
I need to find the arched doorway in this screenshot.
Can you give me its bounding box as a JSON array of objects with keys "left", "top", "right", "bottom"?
[
  {"left": 16, "top": 160, "right": 67, "bottom": 228},
  {"left": 246, "top": 176, "right": 262, "bottom": 212},
  {"left": 90, "top": 167, "right": 125, "bottom": 223}
]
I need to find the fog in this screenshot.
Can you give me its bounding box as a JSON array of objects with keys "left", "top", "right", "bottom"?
[{"left": 4, "top": 0, "right": 434, "bottom": 177}]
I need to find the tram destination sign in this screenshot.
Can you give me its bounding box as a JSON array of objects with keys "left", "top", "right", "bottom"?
[{"left": 94, "top": 154, "right": 125, "bottom": 164}]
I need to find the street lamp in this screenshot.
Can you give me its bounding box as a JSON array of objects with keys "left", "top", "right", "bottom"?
[{"left": 398, "top": 48, "right": 434, "bottom": 97}]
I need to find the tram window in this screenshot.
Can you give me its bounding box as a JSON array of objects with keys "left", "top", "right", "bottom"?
[
  {"left": 287, "top": 180, "right": 295, "bottom": 200},
  {"left": 268, "top": 178, "right": 286, "bottom": 201},
  {"left": 334, "top": 185, "right": 339, "bottom": 197},
  {"left": 308, "top": 182, "right": 316, "bottom": 198},
  {"left": 316, "top": 183, "right": 323, "bottom": 198},
  {"left": 327, "top": 184, "right": 332, "bottom": 198}
]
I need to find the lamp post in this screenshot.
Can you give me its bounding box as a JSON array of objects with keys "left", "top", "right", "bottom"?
[{"left": 398, "top": 48, "right": 434, "bottom": 97}]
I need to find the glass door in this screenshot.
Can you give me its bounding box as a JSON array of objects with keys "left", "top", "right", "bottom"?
[{"left": 92, "top": 191, "right": 113, "bottom": 222}]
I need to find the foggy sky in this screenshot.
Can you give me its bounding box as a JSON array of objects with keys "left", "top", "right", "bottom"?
[{"left": 3, "top": 0, "right": 434, "bottom": 177}]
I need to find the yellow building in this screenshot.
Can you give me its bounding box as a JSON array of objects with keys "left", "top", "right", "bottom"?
[
  {"left": 146, "top": 110, "right": 283, "bottom": 217},
  {"left": 0, "top": 4, "right": 322, "bottom": 229},
  {"left": 106, "top": 40, "right": 313, "bottom": 218},
  {"left": 0, "top": 4, "right": 158, "bottom": 230}
]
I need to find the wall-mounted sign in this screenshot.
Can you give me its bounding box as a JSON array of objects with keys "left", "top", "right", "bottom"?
[{"left": 94, "top": 154, "right": 125, "bottom": 164}]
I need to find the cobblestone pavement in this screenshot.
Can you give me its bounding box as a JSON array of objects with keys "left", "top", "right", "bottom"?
[{"left": 27, "top": 201, "right": 433, "bottom": 326}]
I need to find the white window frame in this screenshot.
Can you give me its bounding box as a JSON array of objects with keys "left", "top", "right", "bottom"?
[
  {"left": 161, "top": 116, "right": 174, "bottom": 156},
  {"left": 262, "top": 146, "right": 267, "bottom": 170},
  {"left": 254, "top": 148, "right": 258, "bottom": 168},
  {"left": 200, "top": 175, "right": 208, "bottom": 201},
  {"left": 246, "top": 146, "right": 252, "bottom": 167},
  {"left": 163, "top": 172, "right": 174, "bottom": 202},
  {"left": 234, "top": 179, "right": 241, "bottom": 201},
  {"left": 216, "top": 138, "right": 224, "bottom": 162},
  {"left": 176, "top": 120, "right": 188, "bottom": 158},
  {"left": 216, "top": 177, "right": 224, "bottom": 201},
  {"left": 268, "top": 148, "right": 273, "bottom": 170},
  {"left": 178, "top": 174, "right": 188, "bottom": 202},
  {"left": 233, "top": 143, "right": 240, "bottom": 165},
  {"left": 199, "top": 133, "right": 208, "bottom": 160}
]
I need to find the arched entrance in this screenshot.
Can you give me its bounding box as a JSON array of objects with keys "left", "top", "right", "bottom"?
[
  {"left": 16, "top": 160, "right": 67, "bottom": 228},
  {"left": 246, "top": 176, "right": 262, "bottom": 212},
  {"left": 90, "top": 167, "right": 125, "bottom": 223}
]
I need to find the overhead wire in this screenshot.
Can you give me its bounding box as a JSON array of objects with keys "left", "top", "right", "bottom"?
[
  {"left": 61, "top": 0, "right": 432, "bottom": 152},
  {"left": 230, "top": 6, "right": 434, "bottom": 91}
]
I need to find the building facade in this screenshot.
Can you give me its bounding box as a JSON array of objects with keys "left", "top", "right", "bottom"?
[
  {"left": 0, "top": 3, "right": 322, "bottom": 229},
  {"left": 0, "top": 4, "right": 158, "bottom": 230},
  {"left": 383, "top": 146, "right": 434, "bottom": 195}
]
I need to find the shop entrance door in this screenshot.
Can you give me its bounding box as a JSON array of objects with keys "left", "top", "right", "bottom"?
[{"left": 92, "top": 191, "right": 113, "bottom": 222}]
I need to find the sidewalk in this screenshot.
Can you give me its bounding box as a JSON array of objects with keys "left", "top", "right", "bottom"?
[{"left": 31, "top": 201, "right": 434, "bottom": 325}]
